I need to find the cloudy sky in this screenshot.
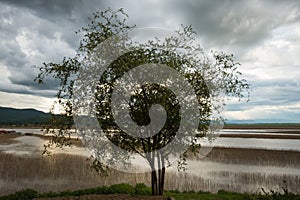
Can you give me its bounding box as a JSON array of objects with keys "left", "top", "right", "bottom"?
[{"left": 0, "top": 0, "right": 299, "bottom": 123}]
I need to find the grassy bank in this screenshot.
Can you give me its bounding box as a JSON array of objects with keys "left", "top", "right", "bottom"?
[{"left": 1, "top": 183, "right": 299, "bottom": 200}]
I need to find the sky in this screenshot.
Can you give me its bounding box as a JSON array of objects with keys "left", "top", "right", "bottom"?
[{"left": 0, "top": 0, "right": 299, "bottom": 123}]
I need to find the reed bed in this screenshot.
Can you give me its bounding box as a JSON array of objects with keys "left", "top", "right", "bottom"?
[
  {"left": 0, "top": 150, "right": 299, "bottom": 195},
  {"left": 0, "top": 152, "right": 156, "bottom": 195},
  {"left": 200, "top": 147, "right": 300, "bottom": 168}
]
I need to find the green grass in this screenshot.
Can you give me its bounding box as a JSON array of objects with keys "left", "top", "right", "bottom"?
[
  {"left": 165, "top": 189, "right": 300, "bottom": 200},
  {"left": 1, "top": 183, "right": 299, "bottom": 200},
  {"left": 0, "top": 183, "right": 151, "bottom": 200}
]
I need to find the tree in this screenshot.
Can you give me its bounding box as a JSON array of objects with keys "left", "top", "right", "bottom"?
[{"left": 35, "top": 8, "right": 249, "bottom": 195}]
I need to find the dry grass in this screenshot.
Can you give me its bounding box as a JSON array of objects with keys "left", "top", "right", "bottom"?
[
  {"left": 1, "top": 126, "right": 299, "bottom": 196},
  {"left": 0, "top": 152, "right": 151, "bottom": 196},
  {"left": 199, "top": 147, "right": 300, "bottom": 167},
  {"left": 1, "top": 129, "right": 299, "bottom": 195},
  {"left": 1, "top": 147, "right": 300, "bottom": 196},
  {"left": 166, "top": 171, "right": 300, "bottom": 194}
]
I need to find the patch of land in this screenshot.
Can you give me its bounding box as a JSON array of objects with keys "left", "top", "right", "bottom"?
[
  {"left": 224, "top": 124, "right": 300, "bottom": 129},
  {"left": 203, "top": 147, "right": 300, "bottom": 167},
  {"left": 219, "top": 133, "right": 300, "bottom": 139},
  {"left": 25, "top": 133, "right": 83, "bottom": 147}
]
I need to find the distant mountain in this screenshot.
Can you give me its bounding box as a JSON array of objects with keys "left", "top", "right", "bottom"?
[
  {"left": 0, "top": 106, "right": 51, "bottom": 125},
  {"left": 1, "top": 106, "right": 296, "bottom": 126}
]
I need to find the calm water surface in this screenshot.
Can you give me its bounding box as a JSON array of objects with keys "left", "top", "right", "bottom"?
[
  {"left": 3, "top": 128, "right": 300, "bottom": 151},
  {"left": 1, "top": 128, "right": 299, "bottom": 193}
]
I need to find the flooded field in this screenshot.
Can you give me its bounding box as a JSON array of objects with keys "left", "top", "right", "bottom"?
[{"left": 0, "top": 127, "right": 299, "bottom": 195}]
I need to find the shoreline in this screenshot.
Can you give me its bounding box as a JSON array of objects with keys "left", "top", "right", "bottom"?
[
  {"left": 1, "top": 133, "right": 300, "bottom": 156},
  {"left": 219, "top": 133, "right": 300, "bottom": 139},
  {"left": 224, "top": 124, "right": 300, "bottom": 129},
  {"left": 1, "top": 123, "right": 300, "bottom": 130},
  {"left": 1, "top": 130, "right": 300, "bottom": 153}
]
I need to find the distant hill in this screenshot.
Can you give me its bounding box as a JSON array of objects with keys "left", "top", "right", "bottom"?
[{"left": 0, "top": 106, "right": 51, "bottom": 125}]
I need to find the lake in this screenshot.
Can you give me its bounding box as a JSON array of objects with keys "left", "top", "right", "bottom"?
[
  {"left": 0, "top": 127, "right": 299, "bottom": 193},
  {"left": 4, "top": 128, "right": 300, "bottom": 151}
]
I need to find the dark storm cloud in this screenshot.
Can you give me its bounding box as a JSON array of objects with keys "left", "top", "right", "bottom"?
[
  {"left": 0, "top": 0, "right": 112, "bottom": 97},
  {"left": 1, "top": 0, "right": 80, "bottom": 16},
  {"left": 0, "top": 0, "right": 299, "bottom": 121},
  {"left": 165, "top": 0, "right": 300, "bottom": 50},
  {"left": 0, "top": 0, "right": 108, "bottom": 48},
  {"left": 0, "top": 0, "right": 89, "bottom": 96},
  {"left": 8, "top": 68, "right": 60, "bottom": 91},
  {"left": 0, "top": 85, "right": 56, "bottom": 97}
]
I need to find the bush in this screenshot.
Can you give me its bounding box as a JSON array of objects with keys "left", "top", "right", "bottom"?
[
  {"left": 38, "top": 191, "right": 59, "bottom": 198},
  {"left": 0, "top": 189, "right": 38, "bottom": 200},
  {"left": 167, "top": 189, "right": 180, "bottom": 194},
  {"left": 2, "top": 183, "right": 300, "bottom": 200},
  {"left": 135, "top": 183, "right": 151, "bottom": 195},
  {"left": 107, "top": 183, "right": 135, "bottom": 195}
]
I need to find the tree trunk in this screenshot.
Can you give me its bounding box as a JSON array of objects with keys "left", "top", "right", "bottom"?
[
  {"left": 151, "top": 167, "right": 166, "bottom": 195},
  {"left": 151, "top": 170, "right": 158, "bottom": 195},
  {"left": 149, "top": 149, "right": 166, "bottom": 195},
  {"left": 158, "top": 166, "right": 165, "bottom": 195},
  {"left": 159, "top": 155, "right": 166, "bottom": 195}
]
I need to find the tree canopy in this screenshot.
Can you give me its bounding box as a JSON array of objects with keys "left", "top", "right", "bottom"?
[{"left": 35, "top": 8, "right": 250, "bottom": 195}]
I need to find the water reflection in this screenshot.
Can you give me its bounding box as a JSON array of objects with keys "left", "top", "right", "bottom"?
[
  {"left": 0, "top": 136, "right": 90, "bottom": 156},
  {"left": 201, "top": 137, "right": 300, "bottom": 151},
  {"left": 0, "top": 130, "right": 299, "bottom": 193}
]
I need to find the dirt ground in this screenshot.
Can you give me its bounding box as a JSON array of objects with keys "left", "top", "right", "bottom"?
[{"left": 33, "top": 194, "right": 173, "bottom": 200}]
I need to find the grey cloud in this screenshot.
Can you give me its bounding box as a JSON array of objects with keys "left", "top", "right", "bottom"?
[
  {"left": 0, "top": 0, "right": 83, "bottom": 21},
  {"left": 106, "top": 0, "right": 300, "bottom": 59},
  {"left": 164, "top": 0, "right": 300, "bottom": 50},
  {"left": 0, "top": 82, "right": 56, "bottom": 97},
  {"left": 0, "top": 0, "right": 112, "bottom": 98},
  {"left": 8, "top": 67, "right": 60, "bottom": 91},
  {"left": 226, "top": 84, "right": 300, "bottom": 112},
  {"left": 0, "top": 0, "right": 299, "bottom": 123},
  {"left": 0, "top": 0, "right": 81, "bottom": 95},
  {"left": 0, "top": 0, "right": 108, "bottom": 48}
]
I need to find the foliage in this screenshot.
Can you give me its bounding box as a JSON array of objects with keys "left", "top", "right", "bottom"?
[
  {"left": 0, "top": 183, "right": 144, "bottom": 199},
  {"left": 260, "top": 180, "right": 298, "bottom": 200},
  {"left": 0, "top": 189, "right": 38, "bottom": 200},
  {"left": 34, "top": 7, "right": 250, "bottom": 195},
  {"left": 108, "top": 183, "right": 136, "bottom": 195},
  {"left": 134, "top": 183, "right": 152, "bottom": 195}
]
